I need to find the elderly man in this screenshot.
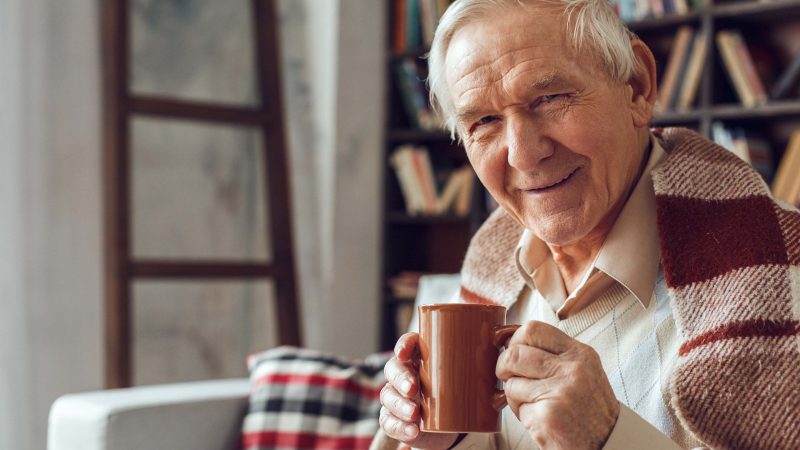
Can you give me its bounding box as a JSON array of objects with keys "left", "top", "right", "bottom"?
[{"left": 375, "top": 0, "right": 800, "bottom": 449}]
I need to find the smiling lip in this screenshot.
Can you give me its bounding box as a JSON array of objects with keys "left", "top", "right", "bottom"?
[{"left": 525, "top": 168, "right": 579, "bottom": 192}]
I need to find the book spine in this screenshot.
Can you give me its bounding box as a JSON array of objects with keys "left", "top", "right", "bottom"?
[
  {"left": 770, "top": 50, "right": 800, "bottom": 100},
  {"left": 717, "top": 31, "right": 757, "bottom": 108},
  {"left": 435, "top": 167, "right": 467, "bottom": 214},
  {"left": 419, "top": 0, "right": 437, "bottom": 48},
  {"left": 772, "top": 131, "right": 800, "bottom": 203},
  {"left": 454, "top": 170, "right": 476, "bottom": 216},
  {"left": 677, "top": 31, "right": 707, "bottom": 110},
  {"left": 391, "top": 146, "right": 425, "bottom": 215},
  {"left": 674, "top": 0, "right": 689, "bottom": 14},
  {"left": 657, "top": 26, "right": 694, "bottom": 111},
  {"left": 394, "top": 0, "right": 407, "bottom": 53},
  {"left": 411, "top": 147, "right": 438, "bottom": 214},
  {"left": 731, "top": 32, "right": 768, "bottom": 105},
  {"left": 406, "top": 0, "right": 421, "bottom": 50},
  {"left": 668, "top": 29, "right": 696, "bottom": 109}
]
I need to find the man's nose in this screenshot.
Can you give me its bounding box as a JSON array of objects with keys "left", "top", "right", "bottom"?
[{"left": 506, "top": 113, "right": 554, "bottom": 171}]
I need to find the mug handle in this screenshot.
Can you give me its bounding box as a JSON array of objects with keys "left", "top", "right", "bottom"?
[{"left": 492, "top": 324, "right": 520, "bottom": 411}]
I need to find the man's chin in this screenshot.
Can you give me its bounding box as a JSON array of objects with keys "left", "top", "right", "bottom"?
[{"left": 524, "top": 218, "right": 590, "bottom": 247}]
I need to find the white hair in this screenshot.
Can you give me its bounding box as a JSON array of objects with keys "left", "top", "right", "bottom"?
[{"left": 427, "top": 0, "right": 637, "bottom": 139}]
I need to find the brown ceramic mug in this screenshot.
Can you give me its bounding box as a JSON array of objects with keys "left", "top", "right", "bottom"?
[{"left": 418, "top": 303, "right": 519, "bottom": 433}]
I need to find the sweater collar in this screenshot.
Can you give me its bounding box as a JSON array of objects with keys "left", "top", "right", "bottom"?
[{"left": 514, "top": 134, "right": 665, "bottom": 312}]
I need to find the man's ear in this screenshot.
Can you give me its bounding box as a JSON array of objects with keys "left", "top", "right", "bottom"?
[{"left": 628, "top": 39, "right": 658, "bottom": 128}]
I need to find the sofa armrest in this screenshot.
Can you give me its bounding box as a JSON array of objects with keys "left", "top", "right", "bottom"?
[{"left": 48, "top": 378, "right": 250, "bottom": 450}]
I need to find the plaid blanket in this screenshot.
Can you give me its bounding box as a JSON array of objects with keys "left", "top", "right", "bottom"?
[{"left": 242, "top": 346, "right": 390, "bottom": 450}]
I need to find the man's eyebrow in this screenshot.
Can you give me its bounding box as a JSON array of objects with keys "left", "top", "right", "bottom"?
[
  {"left": 455, "top": 107, "right": 485, "bottom": 124},
  {"left": 530, "top": 73, "right": 572, "bottom": 91}
]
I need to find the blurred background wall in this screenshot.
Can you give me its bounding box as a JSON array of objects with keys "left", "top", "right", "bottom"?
[{"left": 0, "top": 0, "right": 385, "bottom": 448}]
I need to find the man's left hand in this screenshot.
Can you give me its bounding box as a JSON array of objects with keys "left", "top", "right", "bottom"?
[{"left": 496, "top": 320, "right": 620, "bottom": 450}]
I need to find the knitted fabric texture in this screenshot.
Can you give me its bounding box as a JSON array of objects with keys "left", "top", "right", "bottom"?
[{"left": 458, "top": 127, "right": 800, "bottom": 449}]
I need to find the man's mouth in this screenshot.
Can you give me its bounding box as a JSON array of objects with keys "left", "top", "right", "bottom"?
[{"left": 526, "top": 168, "right": 579, "bottom": 193}]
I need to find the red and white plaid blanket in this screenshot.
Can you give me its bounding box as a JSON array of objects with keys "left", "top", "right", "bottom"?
[{"left": 242, "top": 346, "right": 390, "bottom": 450}]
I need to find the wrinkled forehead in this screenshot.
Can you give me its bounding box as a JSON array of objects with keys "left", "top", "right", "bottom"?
[{"left": 443, "top": 7, "right": 575, "bottom": 96}]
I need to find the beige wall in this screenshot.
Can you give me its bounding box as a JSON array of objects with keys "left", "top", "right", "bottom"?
[
  {"left": 0, "top": 1, "right": 104, "bottom": 449},
  {"left": 280, "top": 0, "right": 386, "bottom": 358},
  {"left": 0, "top": 1, "right": 385, "bottom": 449}
]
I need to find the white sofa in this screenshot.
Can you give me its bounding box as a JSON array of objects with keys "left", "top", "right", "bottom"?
[
  {"left": 47, "top": 274, "right": 460, "bottom": 450},
  {"left": 48, "top": 378, "right": 250, "bottom": 450}
]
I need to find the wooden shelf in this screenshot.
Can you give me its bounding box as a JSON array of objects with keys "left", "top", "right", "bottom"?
[
  {"left": 653, "top": 109, "right": 703, "bottom": 125},
  {"left": 385, "top": 293, "right": 416, "bottom": 304},
  {"left": 626, "top": 11, "right": 703, "bottom": 32},
  {"left": 387, "top": 128, "right": 453, "bottom": 142},
  {"left": 386, "top": 211, "right": 471, "bottom": 225},
  {"left": 712, "top": 1, "right": 800, "bottom": 22},
  {"left": 709, "top": 101, "right": 800, "bottom": 120}
]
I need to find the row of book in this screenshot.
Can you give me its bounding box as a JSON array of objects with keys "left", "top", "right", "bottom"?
[
  {"left": 611, "top": 0, "right": 698, "bottom": 23},
  {"left": 717, "top": 30, "right": 770, "bottom": 108},
  {"left": 717, "top": 30, "right": 800, "bottom": 106},
  {"left": 656, "top": 26, "right": 707, "bottom": 112},
  {"left": 657, "top": 28, "right": 800, "bottom": 111},
  {"left": 393, "top": 0, "right": 451, "bottom": 52},
  {"left": 394, "top": 57, "right": 441, "bottom": 130},
  {"left": 713, "top": 123, "right": 800, "bottom": 206},
  {"left": 390, "top": 145, "right": 475, "bottom": 216}
]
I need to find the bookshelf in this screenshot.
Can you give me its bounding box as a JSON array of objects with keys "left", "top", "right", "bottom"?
[{"left": 379, "top": 0, "right": 800, "bottom": 350}]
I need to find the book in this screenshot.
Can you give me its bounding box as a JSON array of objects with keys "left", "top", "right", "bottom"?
[
  {"left": 395, "top": 58, "right": 436, "bottom": 130},
  {"left": 390, "top": 146, "right": 426, "bottom": 215},
  {"left": 650, "top": 0, "right": 665, "bottom": 18},
  {"left": 657, "top": 26, "right": 694, "bottom": 112},
  {"left": 771, "top": 50, "right": 800, "bottom": 100},
  {"left": 772, "top": 131, "right": 800, "bottom": 205},
  {"left": 744, "top": 134, "right": 774, "bottom": 182},
  {"left": 717, "top": 31, "right": 758, "bottom": 107},
  {"left": 730, "top": 128, "right": 752, "bottom": 164},
  {"left": 388, "top": 271, "right": 426, "bottom": 299},
  {"left": 454, "top": 170, "right": 476, "bottom": 216},
  {"left": 437, "top": 0, "right": 450, "bottom": 17},
  {"left": 406, "top": 0, "right": 421, "bottom": 50},
  {"left": 410, "top": 147, "right": 438, "bottom": 214},
  {"left": 676, "top": 31, "right": 707, "bottom": 110},
  {"left": 435, "top": 166, "right": 469, "bottom": 214},
  {"left": 419, "top": 0, "right": 438, "bottom": 48},
  {"left": 712, "top": 121, "right": 735, "bottom": 154},
  {"left": 393, "top": 0, "right": 407, "bottom": 53},
  {"left": 673, "top": 0, "right": 689, "bottom": 14},
  {"left": 730, "top": 31, "right": 768, "bottom": 105}
]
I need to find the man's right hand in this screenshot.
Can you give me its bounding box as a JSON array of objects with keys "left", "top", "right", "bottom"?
[{"left": 379, "top": 332, "right": 460, "bottom": 450}]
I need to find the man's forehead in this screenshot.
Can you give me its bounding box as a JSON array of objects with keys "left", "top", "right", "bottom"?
[{"left": 444, "top": 9, "right": 570, "bottom": 84}]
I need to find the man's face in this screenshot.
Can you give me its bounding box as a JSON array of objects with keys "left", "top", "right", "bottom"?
[{"left": 446, "top": 7, "right": 646, "bottom": 246}]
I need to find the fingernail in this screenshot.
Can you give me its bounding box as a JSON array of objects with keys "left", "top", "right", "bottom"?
[
  {"left": 401, "top": 380, "right": 412, "bottom": 394},
  {"left": 403, "top": 403, "right": 414, "bottom": 416},
  {"left": 404, "top": 424, "right": 416, "bottom": 437}
]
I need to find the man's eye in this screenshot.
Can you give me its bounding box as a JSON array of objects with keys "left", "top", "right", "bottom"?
[
  {"left": 475, "top": 116, "right": 498, "bottom": 127},
  {"left": 540, "top": 93, "right": 567, "bottom": 104}
]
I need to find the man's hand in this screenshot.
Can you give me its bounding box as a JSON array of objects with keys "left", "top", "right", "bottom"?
[
  {"left": 496, "top": 321, "right": 620, "bottom": 450},
  {"left": 379, "top": 332, "right": 459, "bottom": 450}
]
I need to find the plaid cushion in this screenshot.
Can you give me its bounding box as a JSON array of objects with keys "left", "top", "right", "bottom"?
[{"left": 242, "top": 346, "right": 390, "bottom": 450}]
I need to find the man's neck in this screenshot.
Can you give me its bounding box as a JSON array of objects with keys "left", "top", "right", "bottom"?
[{"left": 548, "top": 132, "right": 652, "bottom": 294}]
